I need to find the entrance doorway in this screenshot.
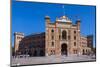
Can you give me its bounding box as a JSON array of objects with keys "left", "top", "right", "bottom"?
[{"left": 61, "top": 43, "right": 67, "bottom": 56}]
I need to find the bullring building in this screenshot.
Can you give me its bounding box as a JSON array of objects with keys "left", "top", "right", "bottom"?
[{"left": 14, "top": 15, "right": 93, "bottom": 56}]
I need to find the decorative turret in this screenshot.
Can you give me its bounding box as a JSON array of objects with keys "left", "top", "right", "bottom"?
[
  {"left": 45, "top": 16, "right": 50, "bottom": 26},
  {"left": 14, "top": 32, "right": 24, "bottom": 54},
  {"left": 76, "top": 19, "right": 81, "bottom": 31}
]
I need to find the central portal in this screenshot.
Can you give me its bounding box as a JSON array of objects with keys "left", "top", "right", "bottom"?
[{"left": 61, "top": 43, "right": 67, "bottom": 56}]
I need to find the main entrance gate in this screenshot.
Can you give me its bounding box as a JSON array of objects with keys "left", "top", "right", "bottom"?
[{"left": 61, "top": 43, "right": 67, "bottom": 56}]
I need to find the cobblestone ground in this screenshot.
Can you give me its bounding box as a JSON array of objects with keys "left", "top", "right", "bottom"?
[{"left": 11, "top": 55, "right": 96, "bottom": 66}]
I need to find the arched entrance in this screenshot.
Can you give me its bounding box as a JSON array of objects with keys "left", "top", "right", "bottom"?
[
  {"left": 40, "top": 50, "right": 45, "bottom": 56},
  {"left": 34, "top": 50, "right": 37, "bottom": 56},
  {"left": 82, "top": 49, "right": 85, "bottom": 55},
  {"left": 61, "top": 43, "right": 67, "bottom": 56}
]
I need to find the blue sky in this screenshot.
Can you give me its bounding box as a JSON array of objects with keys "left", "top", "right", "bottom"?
[{"left": 12, "top": 0, "right": 96, "bottom": 47}]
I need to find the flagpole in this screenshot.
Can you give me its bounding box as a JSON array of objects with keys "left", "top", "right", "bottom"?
[{"left": 62, "top": 5, "right": 65, "bottom": 16}]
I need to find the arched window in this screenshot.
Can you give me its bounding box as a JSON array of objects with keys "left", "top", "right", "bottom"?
[
  {"left": 74, "top": 36, "right": 76, "bottom": 40},
  {"left": 62, "top": 30, "right": 67, "bottom": 40},
  {"left": 52, "top": 35, "right": 54, "bottom": 40},
  {"left": 74, "top": 42, "right": 76, "bottom": 46},
  {"left": 51, "top": 42, "right": 54, "bottom": 47}
]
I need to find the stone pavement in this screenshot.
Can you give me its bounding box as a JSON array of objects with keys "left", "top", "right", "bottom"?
[{"left": 11, "top": 55, "right": 96, "bottom": 66}]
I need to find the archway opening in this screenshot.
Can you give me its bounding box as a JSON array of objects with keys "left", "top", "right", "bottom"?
[
  {"left": 40, "top": 50, "right": 45, "bottom": 56},
  {"left": 34, "top": 50, "right": 37, "bottom": 56},
  {"left": 61, "top": 43, "right": 67, "bottom": 56},
  {"left": 82, "top": 49, "right": 85, "bottom": 55}
]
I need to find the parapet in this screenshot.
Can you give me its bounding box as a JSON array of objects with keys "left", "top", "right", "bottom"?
[{"left": 14, "top": 32, "right": 24, "bottom": 36}]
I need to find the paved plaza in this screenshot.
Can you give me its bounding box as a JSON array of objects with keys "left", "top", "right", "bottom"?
[{"left": 11, "top": 55, "right": 96, "bottom": 66}]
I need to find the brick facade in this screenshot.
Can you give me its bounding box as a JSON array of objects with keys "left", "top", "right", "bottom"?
[
  {"left": 45, "top": 16, "right": 92, "bottom": 56},
  {"left": 14, "top": 15, "right": 93, "bottom": 57}
]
